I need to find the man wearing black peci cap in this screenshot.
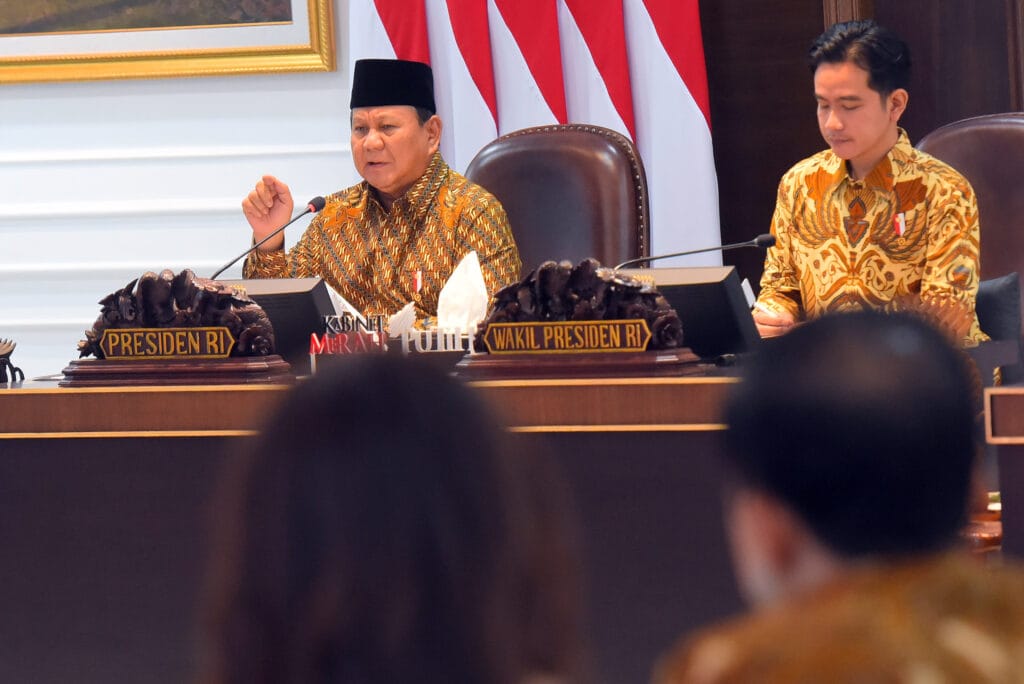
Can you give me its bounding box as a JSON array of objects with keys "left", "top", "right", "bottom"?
[{"left": 241, "top": 59, "right": 521, "bottom": 321}]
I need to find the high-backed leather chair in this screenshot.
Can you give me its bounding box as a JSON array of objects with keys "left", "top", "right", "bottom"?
[
  {"left": 917, "top": 113, "right": 1024, "bottom": 382},
  {"left": 917, "top": 113, "right": 1024, "bottom": 284},
  {"left": 465, "top": 124, "right": 650, "bottom": 275}
]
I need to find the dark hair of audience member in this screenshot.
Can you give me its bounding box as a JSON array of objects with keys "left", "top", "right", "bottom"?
[
  {"left": 808, "top": 19, "right": 911, "bottom": 95},
  {"left": 723, "top": 310, "right": 977, "bottom": 558},
  {"left": 198, "top": 355, "right": 582, "bottom": 684}
]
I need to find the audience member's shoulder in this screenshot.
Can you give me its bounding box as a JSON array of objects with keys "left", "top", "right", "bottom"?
[
  {"left": 653, "top": 618, "right": 753, "bottom": 684},
  {"left": 655, "top": 553, "right": 1024, "bottom": 683},
  {"left": 654, "top": 588, "right": 837, "bottom": 684},
  {"left": 520, "top": 674, "right": 569, "bottom": 684}
]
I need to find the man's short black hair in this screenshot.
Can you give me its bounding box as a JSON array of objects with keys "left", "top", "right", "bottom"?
[
  {"left": 414, "top": 106, "right": 434, "bottom": 125},
  {"left": 723, "top": 310, "right": 976, "bottom": 558},
  {"left": 809, "top": 20, "right": 911, "bottom": 96}
]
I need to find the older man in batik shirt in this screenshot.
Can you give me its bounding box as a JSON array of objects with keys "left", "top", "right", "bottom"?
[
  {"left": 754, "top": 21, "right": 986, "bottom": 346},
  {"left": 241, "top": 59, "right": 520, "bottom": 320}
]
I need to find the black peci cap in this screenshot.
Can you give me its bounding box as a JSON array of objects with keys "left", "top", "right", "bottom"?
[{"left": 349, "top": 58, "right": 436, "bottom": 114}]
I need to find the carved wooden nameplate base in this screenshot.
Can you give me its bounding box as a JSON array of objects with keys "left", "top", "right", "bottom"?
[
  {"left": 455, "top": 319, "right": 704, "bottom": 379},
  {"left": 60, "top": 356, "right": 294, "bottom": 387},
  {"left": 454, "top": 348, "right": 704, "bottom": 380},
  {"left": 65, "top": 324, "right": 293, "bottom": 386}
]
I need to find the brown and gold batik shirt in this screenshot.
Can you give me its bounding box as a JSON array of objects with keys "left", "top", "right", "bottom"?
[
  {"left": 757, "top": 130, "right": 986, "bottom": 345},
  {"left": 655, "top": 553, "right": 1024, "bottom": 683},
  {"left": 244, "top": 153, "right": 521, "bottom": 319}
]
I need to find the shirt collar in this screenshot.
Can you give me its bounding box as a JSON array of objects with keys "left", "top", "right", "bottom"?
[
  {"left": 365, "top": 152, "right": 449, "bottom": 223},
  {"left": 826, "top": 127, "right": 913, "bottom": 194}
]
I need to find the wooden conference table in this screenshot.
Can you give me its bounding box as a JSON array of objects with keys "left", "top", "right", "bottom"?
[
  {"left": 985, "top": 386, "right": 1024, "bottom": 559},
  {"left": 0, "top": 374, "right": 743, "bottom": 684}
]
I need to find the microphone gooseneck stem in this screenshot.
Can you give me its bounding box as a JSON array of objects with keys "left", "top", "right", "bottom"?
[
  {"left": 614, "top": 239, "right": 759, "bottom": 270},
  {"left": 210, "top": 203, "right": 318, "bottom": 281}
]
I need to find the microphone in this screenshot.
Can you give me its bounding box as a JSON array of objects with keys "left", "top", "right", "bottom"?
[
  {"left": 210, "top": 196, "right": 327, "bottom": 281},
  {"left": 613, "top": 233, "right": 775, "bottom": 270}
]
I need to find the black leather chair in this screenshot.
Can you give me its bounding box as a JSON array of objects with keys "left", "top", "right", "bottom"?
[
  {"left": 465, "top": 124, "right": 650, "bottom": 275},
  {"left": 973, "top": 272, "right": 1023, "bottom": 384},
  {"left": 977, "top": 274, "right": 1021, "bottom": 347}
]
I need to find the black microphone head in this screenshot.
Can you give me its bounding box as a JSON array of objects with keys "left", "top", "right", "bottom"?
[
  {"left": 307, "top": 196, "right": 327, "bottom": 213},
  {"left": 754, "top": 233, "right": 776, "bottom": 248}
]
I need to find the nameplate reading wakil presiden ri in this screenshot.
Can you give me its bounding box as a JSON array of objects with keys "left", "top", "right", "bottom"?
[{"left": 483, "top": 320, "right": 651, "bottom": 355}]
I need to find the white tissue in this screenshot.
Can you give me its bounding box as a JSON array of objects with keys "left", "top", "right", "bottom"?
[
  {"left": 388, "top": 302, "right": 416, "bottom": 337},
  {"left": 436, "top": 251, "right": 489, "bottom": 332}
]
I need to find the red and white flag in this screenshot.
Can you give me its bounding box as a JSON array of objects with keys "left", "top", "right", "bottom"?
[{"left": 348, "top": 0, "right": 721, "bottom": 266}]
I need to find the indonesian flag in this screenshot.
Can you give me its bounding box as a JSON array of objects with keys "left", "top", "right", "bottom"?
[{"left": 348, "top": 0, "right": 721, "bottom": 266}]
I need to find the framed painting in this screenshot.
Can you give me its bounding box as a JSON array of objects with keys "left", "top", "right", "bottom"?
[{"left": 0, "top": 0, "right": 334, "bottom": 84}]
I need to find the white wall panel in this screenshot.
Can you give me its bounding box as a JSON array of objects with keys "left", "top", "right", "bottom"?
[{"left": 0, "top": 0, "right": 356, "bottom": 377}]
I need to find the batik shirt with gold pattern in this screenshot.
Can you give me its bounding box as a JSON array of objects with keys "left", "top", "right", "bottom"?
[
  {"left": 244, "top": 153, "right": 521, "bottom": 319},
  {"left": 654, "top": 553, "right": 1024, "bottom": 683},
  {"left": 757, "top": 130, "right": 986, "bottom": 345}
]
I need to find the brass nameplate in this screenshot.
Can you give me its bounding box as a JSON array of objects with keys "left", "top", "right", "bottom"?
[
  {"left": 100, "top": 327, "right": 236, "bottom": 360},
  {"left": 482, "top": 320, "right": 651, "bottom": 355}
]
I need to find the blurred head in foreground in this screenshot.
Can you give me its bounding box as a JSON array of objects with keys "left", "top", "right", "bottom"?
[
  {"left": 722, "top": 310, "right": 976, "bottom": 606},
  {"left": 199, "top": 355, "right": 581, "bottom": 684}
]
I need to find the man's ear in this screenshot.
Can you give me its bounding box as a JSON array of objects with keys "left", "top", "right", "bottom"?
[
  {"left": 425, "top": 115, "right": 442, "bottom": 153},
  {"left": 888, "top": 88, "right": 908, "bottom": 122},
  {"left": 725, "top": 488, "right": 805, "bottom": 606}
]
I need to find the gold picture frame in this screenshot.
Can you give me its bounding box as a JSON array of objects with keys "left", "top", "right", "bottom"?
[{"left": 0, "top": 0, "right": 334, "bottom": 84}]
